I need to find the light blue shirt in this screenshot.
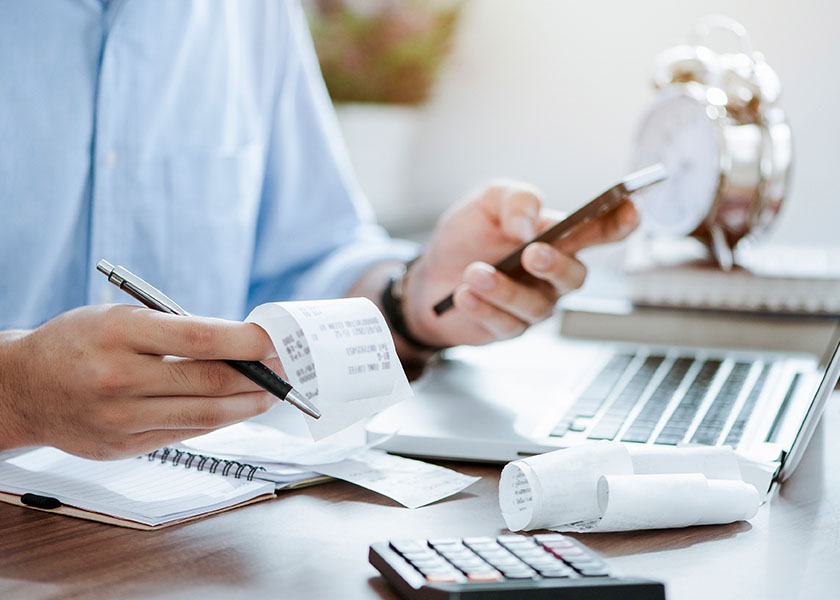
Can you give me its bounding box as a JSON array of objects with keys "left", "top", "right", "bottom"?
[{"left": 0, "top": 0, "right": 415, "bottom": 329}]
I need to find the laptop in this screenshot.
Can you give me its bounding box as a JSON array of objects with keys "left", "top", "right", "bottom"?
[{"left": 366, "top": 306, "right": 840, "bottom": 486}]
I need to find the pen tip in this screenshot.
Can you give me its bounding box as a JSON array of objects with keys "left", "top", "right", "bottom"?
[{"left": 286, "top": 389, "right": 322, "bottom": 419}]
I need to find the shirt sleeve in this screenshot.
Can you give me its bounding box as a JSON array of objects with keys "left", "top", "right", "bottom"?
[{"left": 247, "top": 2, "right": 417, "bottom": 311}]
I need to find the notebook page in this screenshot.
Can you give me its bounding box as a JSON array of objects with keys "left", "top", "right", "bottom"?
[{"left": 0, "top": 448, "right": 273, "bottom": 526}]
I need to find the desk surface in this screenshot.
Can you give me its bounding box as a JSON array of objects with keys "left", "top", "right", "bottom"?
[{"left": 2, "top": 398, "right": 838, "bottom": 600}]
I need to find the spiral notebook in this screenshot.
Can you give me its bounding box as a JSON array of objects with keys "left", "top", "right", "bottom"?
[{"left": 0, "top": 447, "right": 326, "bottom": 530}]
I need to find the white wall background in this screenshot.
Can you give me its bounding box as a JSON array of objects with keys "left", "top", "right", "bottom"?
[{"left": 350, "top": 0, "right": 839, "bottom": 245}]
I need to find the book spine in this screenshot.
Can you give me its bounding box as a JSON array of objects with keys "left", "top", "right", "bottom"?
[{"left": 145, "top": 447, "right": 265, "bottom": 481}]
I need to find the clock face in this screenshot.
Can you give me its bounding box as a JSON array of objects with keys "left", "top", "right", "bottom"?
[{"left": 632, "top": 90, "right": 721, "bottom": 236}]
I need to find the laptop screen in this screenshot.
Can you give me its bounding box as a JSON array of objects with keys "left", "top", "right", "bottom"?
[{"left": 778, "top": 320, "right": 840, "bottom": 480}]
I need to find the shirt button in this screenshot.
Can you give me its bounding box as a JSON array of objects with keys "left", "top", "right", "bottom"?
[{"left": 105, "top": 149, "right": 118, "bottom": 169}]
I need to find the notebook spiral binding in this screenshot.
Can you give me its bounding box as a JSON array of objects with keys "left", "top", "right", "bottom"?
[{"left": 144, "top": 447, "right": 266, "bottom": 481}]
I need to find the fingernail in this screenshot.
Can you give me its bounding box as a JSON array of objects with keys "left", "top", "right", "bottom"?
[
  {"left": 466, "top": 263, "right": 495, "bottom": 292},
  {"left": 512, "top": 215, "right": 537, "bottom": 241},
  {"left": 621, "top": 202, "right": 640, "bottom": 233},
  {"left": 529, "top": 245, "right": 554, "bottom": 271}
]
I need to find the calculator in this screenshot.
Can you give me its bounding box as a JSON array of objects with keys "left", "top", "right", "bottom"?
[{"left": 369, "top": 533, "right": 665, "bottom": 599}]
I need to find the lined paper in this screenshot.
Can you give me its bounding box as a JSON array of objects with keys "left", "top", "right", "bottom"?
[{"left": 0, "top": 448, "right": 274, "bottom": 526}]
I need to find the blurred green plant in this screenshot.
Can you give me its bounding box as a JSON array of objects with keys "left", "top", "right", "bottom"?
[{"left": 306, "top": 0, "right": 461, "bottom": 104}]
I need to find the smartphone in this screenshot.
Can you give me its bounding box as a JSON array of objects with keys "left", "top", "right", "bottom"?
[{"left": 432, "top": 163, "right": 667, "bottom": 316}]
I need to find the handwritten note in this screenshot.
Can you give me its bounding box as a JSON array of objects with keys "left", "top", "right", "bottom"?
[{"left": 247, "top": 298, "right": 412, "bottom": 439}]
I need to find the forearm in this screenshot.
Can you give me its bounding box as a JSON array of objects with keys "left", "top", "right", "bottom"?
[{"left": 0, "top": 329, "right": 33, "bottom": 451}]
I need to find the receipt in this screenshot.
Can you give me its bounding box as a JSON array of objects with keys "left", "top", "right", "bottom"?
[
  {"left": 180, "top": 421, "right": 391, "bottom": 466},
  {"left": 311, "top": 449, "right": 480, "bottom": 509},
  {"left": 247, "top": 299, "right": 412, "bottom": 439},
  {"left": 499, "top": 442, "right": 760, "bottom": 533}
]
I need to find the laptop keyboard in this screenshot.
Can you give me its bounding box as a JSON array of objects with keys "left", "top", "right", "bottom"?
[
  {"left": 587, "top": 356, "right": 665, "bottom": 441},
  {"left": 620, "top": 358, "right": 694, "bottom": 443},
  {"left": 654, "top": 359, "right": 722, "bottom": 445},
  {"left": 550, "top": 351, "right": 773, "bottom": 448}
]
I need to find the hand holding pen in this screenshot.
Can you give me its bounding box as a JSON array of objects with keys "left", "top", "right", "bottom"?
[
  {"left": 96, "top": 260, "right": 319, "bottom": 419},
  {"left": 0, "top": 265, "right": 316, "bottom": 461}
]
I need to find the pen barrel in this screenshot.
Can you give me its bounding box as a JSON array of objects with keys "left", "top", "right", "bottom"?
[{"left": 224, "top": 359, "right": 292, "bottom": 400}]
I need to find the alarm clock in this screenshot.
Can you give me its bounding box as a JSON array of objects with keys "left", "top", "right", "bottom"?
[{"left": 631, "top": 15, "right": 792, "bottom": 269}]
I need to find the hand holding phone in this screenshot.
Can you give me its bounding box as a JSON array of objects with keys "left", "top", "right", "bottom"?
[{"left": 432, "top": 164, "right": 667, "bottom": 316}]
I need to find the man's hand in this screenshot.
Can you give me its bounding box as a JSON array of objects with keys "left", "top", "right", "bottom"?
[
  {"left": 0, "top": 305, "right": 280, "bottom": 459},
  {"left": 401, "top": 181, "right": 639, "bottom": 348}
]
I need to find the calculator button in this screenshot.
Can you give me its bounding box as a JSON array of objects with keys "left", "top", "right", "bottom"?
[
  {"left": 463, "top": 536, "right": 495, "bottom": 545},
  {"left": 550, "top": 546, "right": 586, "bottom": 558},
  {"left": 512, "top": 550, "right": 550, "bottom": 562},
  {"left": 428, "top": 538, "right": 460, "bottom": 546},
  {"left": 438, "top": 546, "right": 475, "bottom": 560},
  {"left": 467, "top": 542, "right": 503, "bottom": 553},
  {"left": 466, "top": 570, "right": 504, "bottom": 582},
  {"left": 534, "top": 533, "right": 570, "bottom": 544},
  {"left": 430, "top": 541, "right": 466, "bottom": 552},
  {"left": 500, "top": 568, "right": 537, "bottom": 579},
  {"left": 497, "top": 534, "right": 529, "bottom": 544},
  {"left": 538, "top": 568, "right": 575, "bottom": 578},
  {"left": 577, "top": 567, "right": 610, "bottom": 577},
  {"left": 565, "top": 557, "right": 607, "bottom": 569},
  {"left": 450, "top": 558, "right": 488, "bottom": 570},
  {"left": 542, "top": 540, "right": 578, "bottom": 552},
  {"left": 411, "top": 558, "right": 449, "bottom": 569},
  {"left": 486, "top": 555, "right": 523, "bottom": 566},
  {"left": 501, "top": 541, "right": 539, "bottom": 552},
  {"left": 475, "top": 549, "right": 511, "bottom": 561},
  {"left": 390, "top": 540, "right": 428, "bottom": 554},
  {"left": 418, "top": 564, "right": 460, "bottom": 576},
  {"left": 425, "top": 573, "right": 465, "bottom": 583},
  {"left": 401, "top": 550, "right": 438, "bottom": 561}
]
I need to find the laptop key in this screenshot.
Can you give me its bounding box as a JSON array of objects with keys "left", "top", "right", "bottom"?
[
  {"left": 550, "top": 353, "right": 634, "bottom": 437},
  {"left": 655, "top": 360, "right": 722, "bottom": 445},
  {"left": 621, "top": 358, "right": 694, "bottom": 443},
  {"left": 723, "top": 363, "right": 772, "bottom": 447},
  {"left": 690, "top": 362, "right": 751, "bottom": 445},
  {"left": 589, "top": 356, "right": 665, "bottom": 440}
]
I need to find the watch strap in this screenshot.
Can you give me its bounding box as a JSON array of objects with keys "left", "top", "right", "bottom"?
[{"left": 381, "top": 261, "right": 444, "bottom": 354}]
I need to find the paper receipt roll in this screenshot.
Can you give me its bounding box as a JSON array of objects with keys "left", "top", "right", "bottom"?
[
  {"left": 498, "top": 441, "right": 632, "bottom": 531},
  {"left": 247, "top": 298, "right": 412, "bottom": 440},
  {"left": 498, "top": 442, "right": 760, "bottom": 533}
]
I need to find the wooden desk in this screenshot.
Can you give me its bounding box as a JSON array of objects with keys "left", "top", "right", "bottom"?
[{"left": 2, "top": 397, "right": 838, "bottom": 599}]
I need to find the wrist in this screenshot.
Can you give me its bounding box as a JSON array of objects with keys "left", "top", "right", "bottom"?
[
  {"left": 380, "top": 258, "right": 445, "bottom": 378},
  {"left": 0, "top": 330, "right": 34, "bottom": 451},
  {"left": 382, "top": 259, "right": 442, "bottom": 353}
]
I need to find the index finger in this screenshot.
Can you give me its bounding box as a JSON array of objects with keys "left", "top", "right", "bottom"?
[
  {"left": 127, "top": 310, "right": 276, "bottom": 360},
  {"left": 555, "top": 198, "right": 639, "bottom": 255}
]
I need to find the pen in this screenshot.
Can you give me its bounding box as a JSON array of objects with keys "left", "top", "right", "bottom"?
[{"left": 96, "top": 259, "right": 321, "bottom": 419}]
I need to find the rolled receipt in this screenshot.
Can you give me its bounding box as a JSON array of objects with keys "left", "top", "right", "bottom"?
[
  {"left": 247, "top": 298, "right": 412, "bottom": 440},
  {"left": 499, "top": 441, "right": 760, "bottom": 533},
  {"left": 591, "top": 473, "right": 759, "bottom": 532},
  {"left": 498, "top": 441, "right": 633, "bottom": 531}
]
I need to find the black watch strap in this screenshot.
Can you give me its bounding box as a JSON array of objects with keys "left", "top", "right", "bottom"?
[{"left": 381, "top": 261, "right": 444, "bottom": 354}]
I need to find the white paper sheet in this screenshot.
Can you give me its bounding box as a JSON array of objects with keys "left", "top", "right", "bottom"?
[
  {"left": 310, "top": 449, "right": 480, "bottom": 509},
  {"left": 247, "top": 299, "right": 412, "bottom": 439},
  {"left": 499, "top": 442, "right": 760, "bottom": 533},
  {"left": 181, "top": 421, "right": 390, "bottom": 466}
]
